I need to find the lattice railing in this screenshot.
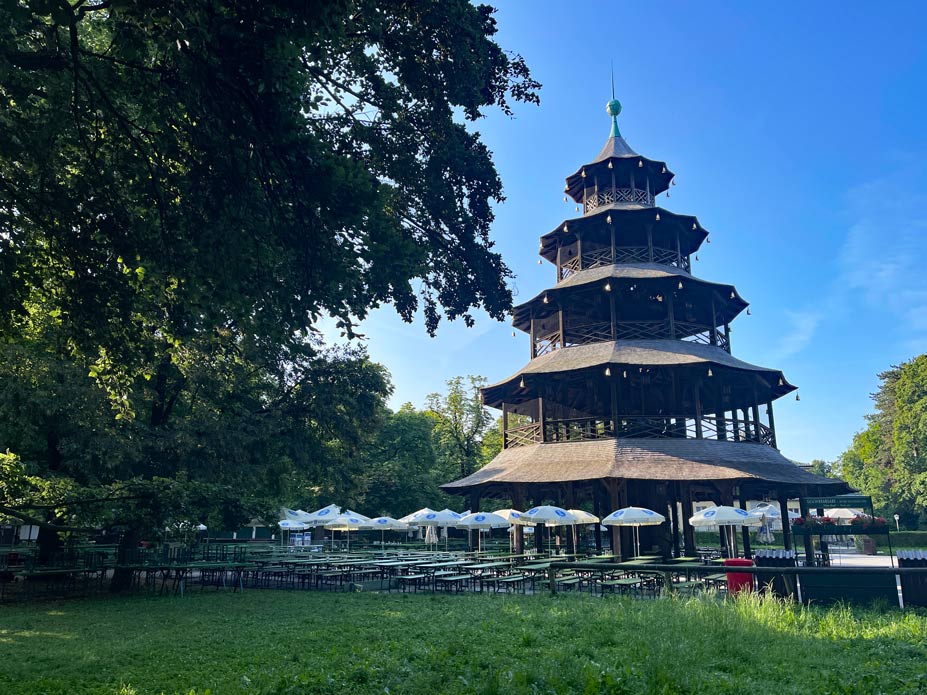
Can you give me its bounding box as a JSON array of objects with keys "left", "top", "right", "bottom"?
[
  {"left": 615, "top": 320, "right": 666, "bottom": 341},
  {"left": 558, "top": 246, "right": 688, "bottom": 281},
  {"left": 534, "top": 330, "right": 561, "bottom": 357},
  {"left": 565, "top": 321, "right": 612, "bottom": 346},
  {"left": 675, "top": 321, "right": 730, "bottom": 353},
  {"left": 584, "top": 187, "right": 655, "bottom": 213},
  {"left": 506, "top": 415, "right": 775, "bottom": 449},
  {"left": 504, "top": 422, "right": 542, "bottom": 449},
  {"left": 545, "top": 417, "right": 615, "bottom": 443}
]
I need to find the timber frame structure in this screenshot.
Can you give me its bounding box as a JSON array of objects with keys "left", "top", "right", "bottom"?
[{"left": 442, "top": 96, "right": 848, "bottom": 558}]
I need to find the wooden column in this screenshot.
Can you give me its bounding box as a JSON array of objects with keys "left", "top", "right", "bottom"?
[
  {"left": 766, "top": 401, "right": 777, "bottom": 448},
  {"left": 502, "top": 403, "right": 509, "bottom": 450},
  {"left": 558, "top": 309, "right": 565, "bottom": 350},
  {"left": 751, "top": 403, "right": 761, "bottom": 443},
  {"left": 593, "top": 489, "right": 603, "bottom": 552},
  {"left": 738, "top": 496, "right": 752, "bottom": 559},
  {"left": 577, "top": 232, "right": 584, "bottom": 270},
  {"left": 565, "top": 484, "right": 576, "bottom": 554},
  {"left": 538, "top": 396, "right": 546, "bottom": 443},
  {"left": 530, "top": 317, "right": 537, "bottom": 359},
  {"left": 606, "top": 479, "right": 622, "bottom": 559},
  {"left": 681, "top": 484, "right": 696, "bottom": 556},
  {"left": 556, "top": 245, "right": 562, "bottom": 281},
  {"left": 610, "top": 380, "right": 619, "bottom": 436},
  {"left": 610, "top": 222, "right": 616, "bottom": 264},
  {"left": 724, "top": 323, "right": 731, "bottom": 352},
  {"left": 675, "top": 230, "right": 682, "bottom": 268},
  {"left": 670, "top": 484, "right": 681, "bottom": 558},
  {"left": 647, "top": 227, "right": 654, "bottom": 262},
  {"left": 710, "top": 298, "right": 718, "bottom": 346},
  {"left": 667, "top": 293, "right": 676, "bottom": 339},
  {"left": 732, "top": 408, "right": 740, "bottom": 442},
  {"left": 779, "top": 493, "right": 793, "bottom": 552},
  {"left": 609, "top": 293, "right": 617, "bottom": 340},
  {"left": 512, "top": 486, "right": 525, "bottom": 554},
  {"left": 694, "top": 383, "right": 704, "bottom": 439}
]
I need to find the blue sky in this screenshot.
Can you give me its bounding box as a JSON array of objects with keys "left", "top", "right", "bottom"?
[{"left": 324, "top": 2, "right": 927, "bottom": 464}]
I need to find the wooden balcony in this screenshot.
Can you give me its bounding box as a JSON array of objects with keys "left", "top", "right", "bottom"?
[
  {"left": 503, "top": 415, "right": 775, "bottom": 449},
  {"left": 532, "top": 320, "right": 730, "bottom": 357},
  {"left": 559, "top": 245, "right": 689, "bottom": 281}
]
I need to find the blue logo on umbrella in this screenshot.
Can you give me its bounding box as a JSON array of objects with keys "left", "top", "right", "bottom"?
[
  {"left": 705, "top": 510, "right": 716, "bottom": 518},
  {"left": 475, "top": 515, "right": 486, "bottom": 522},
  {"left": 555, "top": 510, "right": 566, "bottom": 517},
  {"left": 318, "top": 509, "right": 330, "bottom": 516}
]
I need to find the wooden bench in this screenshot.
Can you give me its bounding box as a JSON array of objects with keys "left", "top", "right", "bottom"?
[
  {"left": 396, "top": 574, "right": 428, "bottom": 592},
  {"left": 434, "top": 574, "right": 471, "bottom": 592}
]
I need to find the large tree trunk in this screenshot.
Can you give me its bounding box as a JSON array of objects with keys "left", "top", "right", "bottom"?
[
  {"left": 109, "top": 528, "right": 139, "bottom": 593},
  {"left": 36, "top": 518, "right": 62, "bottom": 565}
]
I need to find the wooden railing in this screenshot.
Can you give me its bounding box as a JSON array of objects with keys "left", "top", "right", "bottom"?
[
  {"left": 534, "top": 330, "right": 561, "bottom": 357},
  {"left": 504, "top": 415, "right": 775, "bottom": 449},
  {"left": 559, "top": 246, "right": 690, "bottom": 281},
  {"left": 504, "top": 422, "right": 543, "bottom": 449},
  {"left": 533, "top": 319, "right": 730, "bottom": 354},
  {"left": 583, "top": 186, "right": 654, "bottom": 213}
]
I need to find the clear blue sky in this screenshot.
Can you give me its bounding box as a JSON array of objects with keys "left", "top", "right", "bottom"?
[{"left": 324, "top": 1, "right": 927, "bottom": 464}]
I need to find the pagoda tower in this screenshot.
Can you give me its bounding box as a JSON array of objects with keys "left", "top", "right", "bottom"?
[{"left": 443, "top": 96, "right": 847, "bottom": 557}]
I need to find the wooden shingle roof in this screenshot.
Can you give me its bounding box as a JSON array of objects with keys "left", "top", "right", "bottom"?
[{"left": 441, "top": 438, "right": 848, "bottom": 492}]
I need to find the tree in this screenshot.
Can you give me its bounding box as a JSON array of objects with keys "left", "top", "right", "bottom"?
[
  {"left": 426, "top": 375, "right": 493, "bottom": 479},
  {"left": 838, "top": 355, "right": 927, "bottom": 526},
  {"left": 0, "top": 2, "right": 537, "bottom": 583},
  {"left": 807, "top": 459, "right": 834, "bottom": 478},
  {"left": 356, "top": 404, "right": 457, "bottom": 516}
]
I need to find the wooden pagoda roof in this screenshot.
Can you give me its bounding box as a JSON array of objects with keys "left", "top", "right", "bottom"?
[
  {"left": 482, "top": 340, "right": 795, "bottom": 408},
  {"left": 539, "top": 207, "right": 707, "bottom": 262},
  {"left": 564, "top": 136, "right": 675, "bottom": 202},
  {"left": 511, "top": 263, "right": 747, "bottom": 331},
  {"left": 441, "top": 438, "right": 849, "bottom": 493}
]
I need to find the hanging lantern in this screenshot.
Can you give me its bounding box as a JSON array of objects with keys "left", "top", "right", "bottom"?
[
  {"left": 666, "top": 191, "right": 670, "bottom": 198},
  {"left": 606, "top": 214, "right": 612, "bottom": 224},
  {"left": 538, "top": 258, "right": 543, "bottom": 265},
  {"left": 730, "top": 291, "right": 735, "bottom": 299},
  {"left": 576, "top": 206, "right": 580, "bottom": 212},
  {"left": 706, "top": 238, "right": 711, "bottom": 243},
  {"left": 563, "top": 223, "right": 568, "bottom": 233},
  {"left": 677, "top": 281, "right": 683, "bottom": 290},
  {"left": 605, "top": 367, "right": 612, "bottom": 377},
  {"left": 695, "top": 255, "right": 699, "bottom": 261},
  {"left": 543, "top": 295, "right": 549, "bottom": 304},
  {"left": 707, "top": 368, "right": 713, "bottom": 377},
  {"left": 563, "top": 196, "right": 568, "bottom": 202},
  {"left": 778, "top": 377, "right": 785, "bottom": 386},
  {"left": 655, "top": 213, "right": 661, "bottom": 221},
  {"left": 604, "top": 282, "right": 611, "bottom": 292},
  {"left": 661, "top": 166, "right": 667, "bottom": 174},
  {"left": 692, "top": 222, "right": 697, "bottom": 230},
  {"left": 796, "top": 394, "right": 801, "bottom": 402},
  {"left": 638, "top": 160, "right": 644, "bottom": 168},
  {"left": 672, "top": 179, "right": 677, "bottom": 186},
  {"left": 519, "top": 376, "right": 525, "bottom": 388},
  {"left": 608, "top": 161, "right": 613, "bottom": 169},
  {"left": 656, "top": 294, "right": 663, "bottom": 302},
  {"left": 581, "top": 169, "right": 586, "bottom": 178},
  {"left": 511, "top": 330, "right": 516, "bottom": 337},
  {"left": 746, "top": 309, "right": 752, "bottom": 315},
  {"left": 622, "top": 370, "right": 627, "bottom": 378}
]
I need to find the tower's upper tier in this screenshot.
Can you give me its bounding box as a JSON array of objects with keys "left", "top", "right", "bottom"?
[{"left": 564, "top": 98, "right": 674, "bottom": 212}]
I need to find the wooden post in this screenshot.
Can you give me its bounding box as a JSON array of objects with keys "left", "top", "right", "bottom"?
[
  {"left": 610, "top": 380, "right": 619, "bottom": 436},
  {"left": 670, "top": 485, "right": 681, "bottom": 558},
  {"left": 538, "top": 396, "right": 546, "bottom": 443},
  {"left": 512, "top": 486, "right": 525, "bottom": 554},
  {"left": 667, "top": 293, "right": 676, "bottom": 339},
  {"left": 607, "top": 479, "right": 622, "bottom": 559},
  {"left": 779, "top": 493, "right": 793, "bottom": 552},
  {"left": 593, "top": 492, "right": 603, "bottom": 552},
  {"left": 738, "top": 496, "right": 752, "bottom": 559},
  {"left": 766, "top": 401, "right": 777, "bottom": 448},
  {"left": 694, "top": 383, "right": 704, "bottom": 439},
  {"left": 724, "top": 323, "right": 731, "bottom": 352},
  {"left": 557, "top": 244, "right": 562, "bottom": 281},
  {"left": 577, "top": 232, "right": 584, "bottom": 270},
  {"left": 609, "top": 293, "right": 617, "bottom": 340},
  {"left": 647, "top": 227, "right": 654, "bottom": 263},
  {"left": 752, "top": 403, "right": 761, "bottom": 443},
  {"left": 610, "top": 222, "right": 616, "bottom": 264},
  {"left": 681, "top": 485, "right": 696, "bottom": 556},
  {"left": 676, "top": 230, "right": 682, "bottom": 268},
  {"left": 732, "top": 408, "right": 740, "bottom": 442},
  {"left": 530, "top": 317, "right": 537, "bottom": 359},
  {"left": 558, "top": 309, "right": 565, "bottom": 351},
  {"left": 502, "top": 403, "right": 509, "bottom": 450},
  {"left": 710, "top": 298, "right": 718, "bottom": 346}
]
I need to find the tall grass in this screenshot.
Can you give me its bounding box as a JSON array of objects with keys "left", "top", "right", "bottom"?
[{"left": 1, "top": 591, "right": 925, "bottom": 694}]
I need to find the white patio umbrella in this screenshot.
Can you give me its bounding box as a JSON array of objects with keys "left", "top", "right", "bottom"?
[
  {"left": 748, "top": 503, "right": 799, "bottom": 533},
  {"left": 491, "top": 509, "right": 523, "bottom": 552},
  {"left": 824, "top": 508, "right": 863, "bottom": 521},
  {"left": 514, "top": 506, "right": 579, "bottom": 555},
  {"left": 397, "top": 507, "right": 435, "bottom": 524},
  {"left": 566, "top": 510, "right": 600, "bottom": 553},
  {"left": 323, "top": 513, "right": 369, "bottom": 551},
  {"left": 602, "top": 507, "right": 666, "bottom": 557},
  {"left": 278, "top": 520, "right": 309, "bottom": 531},
  {"left": 689, "top": 506, "right": 761, "bottom": 558},
  {"left": 367, "top": 516, "right": 409, "bottom": 547},
  {"left": 280, "top": 507, "right": 316, "bottom": 523},
  {"left": 456, "top": 512, "right": 510, "bottom": 553},
  {"left": 303, "top": 504, "right": 341, "bottom": 526},
  {"left": 417, "top": 509, "right": 463, "bottom": 551}
]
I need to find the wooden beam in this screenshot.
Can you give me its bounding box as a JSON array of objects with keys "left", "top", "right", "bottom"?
[{"left": 766, "top": 401, "right": 777, "bottom": 448}]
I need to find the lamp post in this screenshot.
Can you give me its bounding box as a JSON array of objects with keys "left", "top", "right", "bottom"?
[{"left": 894, "top": 513, "right": 900, "bottom": 532}]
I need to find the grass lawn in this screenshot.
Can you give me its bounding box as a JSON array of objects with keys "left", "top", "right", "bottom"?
[{"left": 2, "top": 590, "right": 927, "bottom": 695}]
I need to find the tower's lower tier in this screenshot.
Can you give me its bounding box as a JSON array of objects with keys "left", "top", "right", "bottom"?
[{"left": 441, "top": 437, "right": 846, "bottom": 497}]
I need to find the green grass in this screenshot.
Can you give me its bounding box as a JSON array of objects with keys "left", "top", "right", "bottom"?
[{"left": 2, "top": 591, "right": 927, "bottom": 695}]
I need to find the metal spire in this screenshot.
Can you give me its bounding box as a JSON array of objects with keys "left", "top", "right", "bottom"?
[{"left": 606, "top": 64, "right": 622, "bottom": 138}]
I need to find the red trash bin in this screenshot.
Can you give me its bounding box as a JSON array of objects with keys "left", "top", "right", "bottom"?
[{"left": 723, "top": 558, "right": 755, "bottom": 595}]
